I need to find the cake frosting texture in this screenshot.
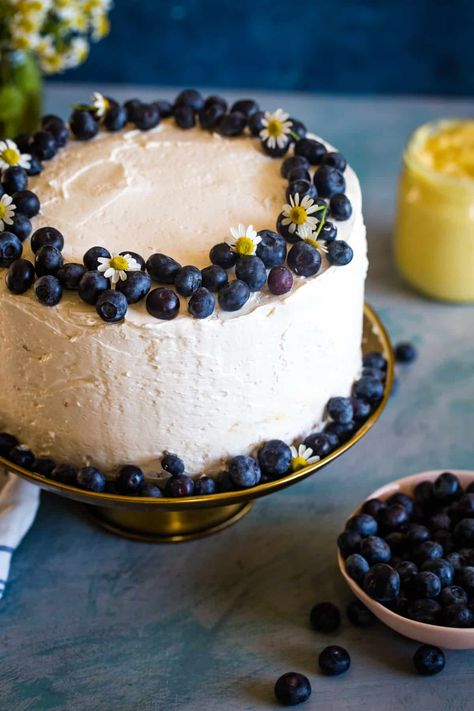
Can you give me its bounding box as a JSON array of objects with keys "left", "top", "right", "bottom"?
[{"left": 0, "top": 122, "right": 367, "bottom": 474}]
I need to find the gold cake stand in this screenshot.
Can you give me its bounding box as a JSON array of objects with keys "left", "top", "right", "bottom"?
[{"left": 0, "top": 303, "right": 393, "bottom": 543}]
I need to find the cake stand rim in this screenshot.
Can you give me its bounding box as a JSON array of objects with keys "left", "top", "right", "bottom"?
[{"left": 0, "top": 302, "right": 393, "bottom": 511}]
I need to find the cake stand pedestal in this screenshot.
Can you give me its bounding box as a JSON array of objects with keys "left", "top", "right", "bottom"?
[{"left": 1, "top": 304, "right": 393, "bottom": 543}]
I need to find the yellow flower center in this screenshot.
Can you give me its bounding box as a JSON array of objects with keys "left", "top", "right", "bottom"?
[
  {"left": 267, "top": 119, "right": 283, "bottom": 138},
  {"left": 289, "top": 206, "right": 307, "bottom": 225},
  {"left": 1, "top": 148, "right": 20, "bottom": 166},
  {"left": 291, "top": 456, "right": 308, "bottom": 472},
  {"left": 235, "top": 236, "right": 255, "bottom": 256},
  {"left": 304, "top": 238, "right": 319, "bottom": 249},
  {"left": 0, "top": 204, "right": 6, "bottom": 219},
  {"left": 110, "top": 256, "right": 129, "bottom": 271}
]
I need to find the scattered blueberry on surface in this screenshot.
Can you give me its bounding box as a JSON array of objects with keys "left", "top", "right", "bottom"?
[
  {"left": 318, "top": 645, "right": 351, "bottom": 676},
  {"left": 77, "top": 466, "right": 106, "bottom": 493},
  {"left": 228, "top": 455, "right": 261, "bottom": 488},
  {"left": 257, "top": 440, "right": 292, "bottom": 477},
  {"left": 274, "top": 672, "right": 311, "bottom": 706},
  {"left": 116, "top": 465, "right": 145, "bottom": 495},
  {"left": 327, "top": 240, "right": 354, "bottom": 266},
  {"left": 188, "top": 287, "right": 216, "bottom": 319},
  {"left": 347, "top": 599, "right": 376, "bottom": 627},
  {"left": 201, "top": 264, "right": 228, "bottom": 292},
  {"left": 218, "top": 279, "right": 250, "bottom": 311},
  {"left": 96, "top": 289, "right": 128, "bottom": 322},
  {"left": 413, "top": 645, "right": 445, "bottom": 676},
  {"left": 34, "top": 275, "right": 63, "bottom": 306},
  {"left": 6, "top": 258, "right": 35, "bottom": 294},
  {"left": 309, "top": 602, "right": 341, "bottom": 633},
  {"left": 209, "top": 242, "right": 238, "bottom": 269},
  {"left": 395, "top": 341, "right": 417, "bottom": 364},
  {"left": 146, "top": 288, "right": 180, "bottom": 320},
  {"left": 0, "top": 231, "right": 22, "bottom": 267},
  {"left": 78, "top": 271, "right": 110, "bottom": 305},
  {"left": 31, "top": 226, "right": 64, "bottom": 254},
  {"left": 115, "top": 271, "right": 152, "bottom": 303}
]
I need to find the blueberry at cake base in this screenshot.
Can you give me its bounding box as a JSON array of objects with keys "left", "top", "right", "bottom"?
[{"left": 0, "top": 89, "right": 388, "bottom": 503}]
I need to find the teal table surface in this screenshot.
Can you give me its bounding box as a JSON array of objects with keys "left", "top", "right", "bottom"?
[{"left": 1, "top": 87, "right": 473, "bottom": 711}]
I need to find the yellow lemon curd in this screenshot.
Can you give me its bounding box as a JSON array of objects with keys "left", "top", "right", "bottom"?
[{"left": 395, "top": 119, "right": 474, "bottom": 302}]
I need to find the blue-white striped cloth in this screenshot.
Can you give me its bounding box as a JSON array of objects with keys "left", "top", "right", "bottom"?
[{"left": 0, "top": 472, "right": 40, "bottom": 599}]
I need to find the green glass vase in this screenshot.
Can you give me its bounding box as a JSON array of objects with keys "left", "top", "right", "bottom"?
[{"left": 0, "top": 50, "right": 42, "bottom": 138}]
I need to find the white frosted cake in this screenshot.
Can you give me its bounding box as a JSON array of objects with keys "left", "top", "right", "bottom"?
[{"left": 0, "top": 92, "right": 368, "bottom": 486}]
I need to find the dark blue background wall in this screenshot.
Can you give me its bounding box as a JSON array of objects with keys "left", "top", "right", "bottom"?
[{"left": 59, "top": 0, "right": 474, "bottom": 95}]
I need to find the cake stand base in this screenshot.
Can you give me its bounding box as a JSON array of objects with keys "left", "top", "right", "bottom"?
[{"left": 85, "top": 500, "right": 255, "bottom": 543}]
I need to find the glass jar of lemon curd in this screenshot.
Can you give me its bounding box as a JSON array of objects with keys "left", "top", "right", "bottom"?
[{"left": 395, "top": 119, "right": 474, "bottom": 302}]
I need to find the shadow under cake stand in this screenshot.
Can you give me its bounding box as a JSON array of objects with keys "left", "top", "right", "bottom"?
[{"left": 1, "top": 303, "right": 393, "bottom": 543}]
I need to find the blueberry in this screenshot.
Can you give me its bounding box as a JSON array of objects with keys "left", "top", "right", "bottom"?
[
  {"left": 31, "top": 226, "right": 64, "bottom": 254},
  {"left": 134, "top": 103, "right": 160, "bottom": 131},
  {"left": 161, "top": 453, "right": 185, "bottom": 477},
  {"left": 165, "top": 474, "right": 195, "bottom": 497},
  {"left": 14, "top": 133, "right": 31, "bottom": 153},
  {"left": 456, "top": 566, "right": 474, "bottom": 596},
  {"left": 294, "top": 138, "right": 327, "bottom": 165},
  {"left": 309, "top": 601, "right": 341, "bottom": 632},
  {"left": 32, "top": 457, "right": 56, "bottom": 476},
  {"left": 146, "top": 253, "right": 181, "bottom": 283},
  {"left": 324, "top": 420, "right": 355, "bottom": 443},
  {"left": 96, "top": 289, "right": 128, "bottom": 322},
  {"left": 141, "top": 483, "right": 163, "bottom": 498},
  {"left": 274, "top": 672, "right": 311, "bottom": 706},
  {"left": 78, "top": 271, "right": 110, "bottom": 305},
  {"left": 351, "top": 397, "right": 371, "bottom": 421},
  {"left": 27, "top": 156, "right": 43, "bottom": 176},
  {"left": 413, "top": 540, "right": 444, "bottom": 565},
  {"left": 51, "top": 463, "right": 77, "bottom": 484},
  {"left": 360, "top": 535, "right": 391, "bottom": 564},
  {"left": 53, "top": 263, "right": 83, "bottom": 291},
  {"left": 361, "top": 498, "right": 386, "bottom": 518},
  {"left": 285, "top": 178, "right": 317, "bottom": 202},
  {"left": 345, "top": 553, "right": 370, "bottom": 585},
  {"left": 440, "top": 585, "right": 468, "bottom": 606},
  {"left": 411, "top": 571, "right": 442, "bottom": 598},
  {"left": 201, "top": 264, "right": 228, "bottom": 292},
  {"left": 287, "top": 242, "right": 321, "bottom": 277},
  {"left": 303, "top": 433, "right": 333, "bottom": 458},
  {"left": 330, "top": 194, "right": 353, "bottom": 221},
  {"left": 9, "top": 445, "right": 35, "bottom": 469},
  {"left": 346, "top": 513, "right": 378, "bottom": 537},
  {"left": 414, "top": 480, "right": 434, "bottom": 507},
  {"left": 406, "top": 523, "right": 430, "bottom": 546},
  {"left": 194, "top": 476, "right": 217, "bottom": 495},
  {"left": 446, "top": 552, "right": 464, "bottom": 573},
  {"left": 247, "top": 111, "right": 265, "bottom": 136},
  {"left": 230, "top": 99, "right": 259, "bottom": 117},
  {"left": 363, "top": 352, "right": 387, "bottom": 371},
  {"left": 2, "top": 166, "right": 28, "bottom": 193},
  {"left": 452, "top": 493, "right": 474, "bottom": 518},
  {"left": 146, "top": 288, "right": 180, "bottom": 320},
  {"left": 228, "top": 455, "right": 261, "bottom": 488},
  {"left": 320, "top": 151, "right": 347, "bottom": 172},
  {"left": 337, "top": 530, "right": 362, "bottom": 558},
  {"left": 0, "top": 231, "right": 22, "bottom": 266},
  {"left": 319, "top": 645, "right": 350, "bottom": 676},
  {"left": 323, "top": 430, "right": 340, "bottom": 449},
  {"left": 429, "top": 511, "right": 451, "bottom": 530},
  {"left": 395, "top": 341, "right": 417, "bottom": 363},
  {"left": 281, "top": 155, "right": 310, "bottom": 179},
  {"left": 256, "top": 230, "right": 287, "bottom": 267},
  {"left": 11, "top": 190, "right": 40, "bottom": 218},
  {"left": 0, "top": 433, "right": 19, "bottom": 457},
  {"left": 116, "top": 465, "right": 145, "bottom": 494},
  {"left": 218, "top": 279, "right": 250, "bottom": 311},
  {"left": 268, "top": 265, "right": 293, "bottom": 295},
  {"left": 257, "top": 440, "right": 291, "bottom": 477},
  {"left": 216, "top": 470, "right": 234, "bottom": 492},
  {"left": 362, "top": 366, "right": 385, "bottom": 381},
  {"left": 386, "top": 492, "right": 415, "bottom": 518},
  {"left": 188, "top": 287, "right": 215, "bottom": 319},
  {"left": 6, "top": 258, "right": 35, "bottom": 294},
  {"left": 288, "top": 118, "right": 307, "bottom": 140},
  {"left": 209, "top": 242, "right": 237, "bottom": 269},
  {"left": 124, "top": 99, "right": 143, "bottom": 122},
  {"left": 30, "top": 130, "right": 57, "bottom": 160},
  {"left": 443, "top": 603, "right": 473, "bottom": 628},
  {"left": 432, "top": 530, "right": 455, "bottom": 554},
  {"left": 261, "top": 137, "right": 290, "bottom": 158},
  {"left": 174, "top": 104, "right": 196, "bottom": 129},
  {"left": 394, "top": 560, "right": 418, "bottom": 585},
  {"left": 34, "top": 275, "right": 62, "bottom": 306},
  {"left": 35, "top": 245, "right": 63, "bottom": 276},
  {"left": 69, "top": 110, "right": 99, "bottom": 140},
  {"left": 41, "top": 114, "right": 69, "bottom": 146},
  {"left": 115, "top": 271, "right": 151, "bottom": 303},
  {"left": 327, "top": 396, "right": 353, "bottom": 424},
  {"left": 320, "top": 220, "right": 337, "bottom": 241},
  {"left": 77, "top": 466, "right": 106, "bottom": 493},
  {"left": 287, "top": 166, "right": 311, "bottom": 182},
  {"left": 413, "top": 645, "right": 445, "bottom": 676},
  {"left": 203, "top": 95, "right": 227, "bottom": 112},
  {"left": 314, "top": 166, "right": 345, "bottom": 199},
  {"left": 217, "top": 112, "right": 246, "bottom": 137},
  {"left": 363, "top": 563, "right": 400, "bottom": 601},
  {"left": 276, "top": 212, "right": 299, "bottom": 244},
  {"left": 8, "top": 212, "right": 32, "bottom": 242},
  {"left": 175, "top": 89, "right": 204, "bottom": 111},
  {"left": 199, "top": 104, "right": 225, "bottom": 130},
  {"left": 384, "top": 531, "right": 407, "bottom": 555},
  {"left": 327, "top": 240, "right": 354, "bottom": 266},
  {"left": 104, "top": 104, "right": 128, "bottom": 132},
  {"left": 173, "top": 265, "right": 202, "bottom": 297},
  {"left": 235, "top": 255, "right": 266, "bottom": 291},
  {"left": 353, "top": 376, "right": 384, "bottom": 403},
  {"left": 433, "top": 472, "right": 461, "bottom": 502},
  {"left": 153, "top": 99, "right": 173, "bottom": 118},
  {"left": 347, "top": 599, "right": 376, "bottom": 627}
]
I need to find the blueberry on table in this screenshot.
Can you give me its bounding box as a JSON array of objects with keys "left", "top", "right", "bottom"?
[
  {"left": 363, "top": 563, "right": 400, "bottom": 601},
  {"left": 34, "top": 275, "right": 63, "bottom": 306},
  {"left": 294, "top": 137, "right": 327, "bottom": 164},
  {"left": 77, "top": 466, "right": 106, "bottom": 493},
  {"left": 9, "top": 445, "right": 35, "bottom": 469},
  {"left": 321, "top": 151, "right": 347, "bottom": 172},
  {"left": 201, "top": 264, "right": 228, "bottom": 292},
  {"left": 116, "top": 465, "right": 145, "bottom": 494},
  {"left": 439, "top": 585, "right": 468, "bottom": 606},
  {"left": 50, "top": 463, "right": 78, "bottom": 485},
  {"left": 218, "top": 279, "right": 250, "bottom": 311},
  {"left": 96, "top": 289, "right": 128, "bottom": 322},
  {"left": 0, "top": 231, "right": 22, "bottom": 267},
  {"left": 313, "top": 166, "right": 346, "bottom": 198},
  {"left": 346, "top": 513, "right": 378, "bottom": 537},
  {"left": 78, "top": 271, "right": 110, "bottom": 305},
  {"left": 41, "top": 114, "right": 69, "bottom": 146},
  {"left": 432, "top": 471, "right": 461, "bottom": 502},
  {"left": 165, "top": 475, "right": 195, "bottom": 497},
  {"left": 216, "top": 112, "right": 247, "bottom": 137},
  {"left": 327, "top": 240, "right": 354, "bottom": 266},
  {"left": 146, "top": 288, "right": 180, "bottom": 320},
  {"left": 193, "top": 476, "right": 217, "bottom": 495},
  {"left": 413, "top": 645, "right": 445, "bottom": 676},
  {"left": 257, "top": 440, "right": 292, "bottom": 477},
  {"left": 346, "top": 599, "right": 376, "bottom": 627},
  {"left": 345, "top": 553, "right": 370, "bottom": 585},
  {"left": 115, "top": 271, "right": 151, "bottom": 304},
  {"left": 228, "top": 455, "right": 261, "bottom": 488},
  {"left": 328, "top": 396, "right": 354, "bottom": 424},
  {"left": 235, "top": 255, "right": 266, "bottom": 291},
  {"left": 256, "top": 230, "right": 287, "bottom": 267},
  {"left": 0, "top": 433, "right": 19, "bottom": 457},
  {"left": 337, "top": 530, "right": 362, "bottom": 558},
  {"left": 287, "top": 242, "right": 321, "bottom": 277},
  {"left": 394, "top": 341, "right": 417, "bottom": 363},
  {"left": 69, "top": 109, "right": 99, "bottom": 140},
  {"left": 268, "top": 265, "right": 293, "bottom": 295},
  {"left": 407, "top": 598, "right": 441, "bottom": 624},
  {"left": 31, "top": 226, "right": 64, "bottom": 254},
  {"left": 133, "top": 103, "right": 160, "bottom": 131},
  {"left": 209, "top": 242, "right": 237, "bottom": 269},
  {"left": 6, "top": 258, "right": 35, "bottom": 294},
  {"left": 12, "top": 190, "right": 40, "bottom": 218},
  {"left": 161, "top": 452, "right": 185, "bottom": 477},
  {"left": 318, "top": 645, "right": 351, "bottom": 676},
  {"left": 274, "top": 672, "right": 311, "bottom": 706},
  {"left": 188, "top": 287, "right": 215, "bottom": 319},
  {"left": 35, "top": 245, "right": 64, "bottom": 276},
  {"left": 309, "top": 602, "right": 341, "bottom": 633},
  {"left": 2, "top": 166, "right": 28, "bottom": 194},
  {"left": 146, "top": 253, "right": 181, "bottom": 284},
  {"left": 360, "top": 535, "right": 391, "bottom": 564},
  {"left": 30, "top": 130, "right": 57, "bottom": 160}
]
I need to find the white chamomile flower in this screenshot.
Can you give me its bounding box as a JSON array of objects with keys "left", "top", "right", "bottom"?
[
  {"left": 0, "top": 139, "right": 31, "bottom": 171},
  {"left": 64, "top": 37, "right": 90, "bottom": 69},
  {"left": 259, "top": 108, "right": 292, "bottom": 149},
  {"left": 0, "top": 195, "right": 16, "bottom": 231},
  {"left": 303, "top": 235, "right": 328, "bottom": 253},
  {"left": 281, "top": 193, "right": 320, "bottom": 237},
  {"left": 97, "top": 253, "right": 141, "bottom": 284},
  {"left": 91, "top": 91, "right": 110, "bottom": 119},
  {"left": 228, "top": 223, "right": 261, "bottom": 256},
  {"left": 290, "top": 444, "right": 320, "bottom": 472}
]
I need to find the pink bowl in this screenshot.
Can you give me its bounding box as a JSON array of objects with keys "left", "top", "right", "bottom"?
[{"left": 338, "top": 469, "right": 474, "bottom": 649}]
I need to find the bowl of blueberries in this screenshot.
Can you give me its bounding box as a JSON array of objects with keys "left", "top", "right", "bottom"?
[{"left": 337, "top": 469, "right": 474, "bottom": 649}]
